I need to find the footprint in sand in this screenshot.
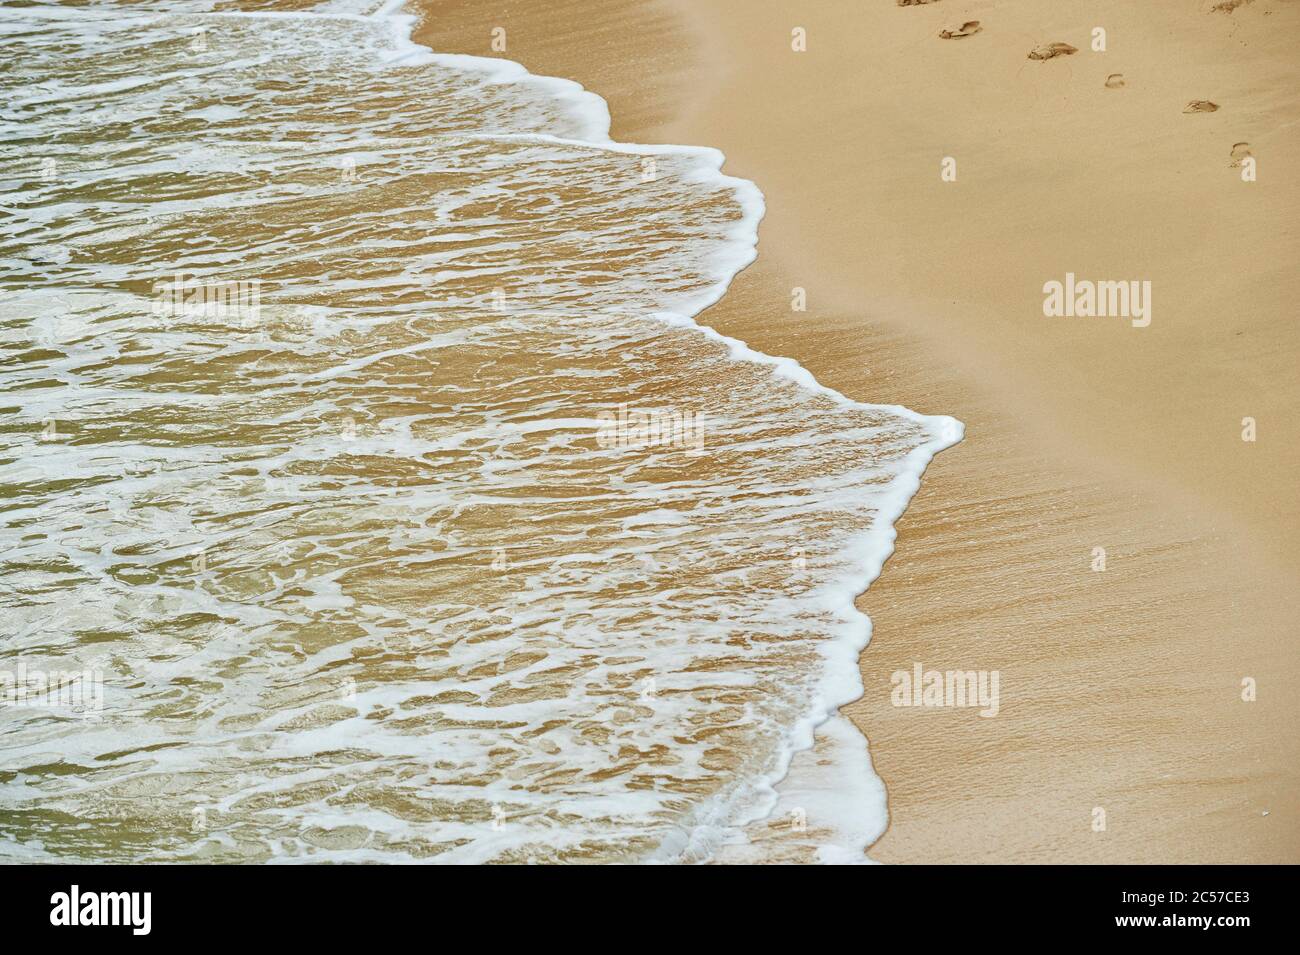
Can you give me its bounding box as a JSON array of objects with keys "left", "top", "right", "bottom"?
[
  {"left": 939, "top": 21, "right": 981, "bottom": 39},
  {"left": 1229, "top": 142, "right": 1253, "bottom": 166},
  {"left": 1184, "top": 100, "right": 1220, "bottom": 113},
  {"left": 1028, "top": 42, "right": 1078, "bottom": 60},
  {"left": 1105, "top": 73, "right": 1126, "bottom": 89}
]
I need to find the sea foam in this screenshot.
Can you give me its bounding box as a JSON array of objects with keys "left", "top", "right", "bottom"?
[{"left": 0, "top": 0, "right": 960, "bottom": 863}]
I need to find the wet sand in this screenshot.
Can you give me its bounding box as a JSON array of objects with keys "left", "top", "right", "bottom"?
[{"left": 413, "top": 0, "right": 1300, "bottom": 862}]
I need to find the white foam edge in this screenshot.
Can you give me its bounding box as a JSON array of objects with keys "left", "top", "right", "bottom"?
[{"left": 292, "top": 0, "right": 965, "bottom": 862}]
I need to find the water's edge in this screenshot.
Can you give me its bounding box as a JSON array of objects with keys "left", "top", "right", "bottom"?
[{"left": 384, "top": 0, "right": 965, "bottom": 862}]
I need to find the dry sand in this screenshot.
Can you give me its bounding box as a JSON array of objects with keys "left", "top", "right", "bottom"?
[{"left": 414, "top": 0, "right": 1299, "bottom": 862}]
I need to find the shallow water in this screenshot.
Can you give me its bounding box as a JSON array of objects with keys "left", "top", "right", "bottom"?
[{"left": 0, "top": 0, "right": 959, "bottom": 862}]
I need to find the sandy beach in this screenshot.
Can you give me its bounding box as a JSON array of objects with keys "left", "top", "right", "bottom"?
[{"left": 415, "top": 0, "right": 1300, "bottom": 862}]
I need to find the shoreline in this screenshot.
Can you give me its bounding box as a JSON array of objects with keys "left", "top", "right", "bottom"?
[
  {"left": 414, "top": 0, "right": 1300, "bottom": 862},
  {"left": 409, "top": 0, "right": 969, "bottom": 863}
]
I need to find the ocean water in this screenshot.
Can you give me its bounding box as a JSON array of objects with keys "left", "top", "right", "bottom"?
[{"left": 0, "top": 0, "right": 961, "bottom": 863}]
